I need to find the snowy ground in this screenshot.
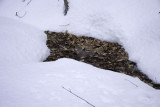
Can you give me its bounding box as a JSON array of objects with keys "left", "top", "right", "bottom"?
[
  {"left": 1, "top": 59, "right": 160, "bottom": 107},
  {"left": 0, "top": 0, "right": 160, "bottom": 107}
]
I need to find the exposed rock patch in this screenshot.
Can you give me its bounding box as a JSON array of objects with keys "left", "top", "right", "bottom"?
[{"left": 44, "top": 31, "right": 160, "bottom": 89}]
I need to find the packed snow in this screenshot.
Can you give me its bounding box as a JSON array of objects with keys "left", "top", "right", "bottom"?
[{"left": 0, "top": 0, "right": 160, "bottom": 107}]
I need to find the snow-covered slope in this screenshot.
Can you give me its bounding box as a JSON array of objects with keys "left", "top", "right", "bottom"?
[
  {"left": 0, "top": 58, "right": 160, "bottom": 107},
  {"left": 0, "top": 17, "right": 49, "bottom": 66}
]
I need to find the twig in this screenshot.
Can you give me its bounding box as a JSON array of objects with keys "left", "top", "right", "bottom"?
[
  {"left": 125, "top": 79, "right": 138, "bottom": 87},
  {"left": 59, "top": 24, "right": 70, "bottom": 26},
  {"left": 64, "top": 0, "right": 69, "bottom": 16},
  {"left": 27, "top": 0, "right": 32, "bottom": 6},
  {"left": 15, "top": 11, "right": 27, "bottom": 18},
  {"left": 18, "top": 0, "right": 32, "bottom": 18},
  {"left": 62, "top": 86, "right": 95, "bottom": 107}
]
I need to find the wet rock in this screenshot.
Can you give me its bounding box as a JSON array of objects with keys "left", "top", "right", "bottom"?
[{"left": 44, "top": 31, "right": 160, "bottom": 89}]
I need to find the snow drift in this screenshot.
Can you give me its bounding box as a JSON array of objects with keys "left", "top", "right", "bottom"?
[{"left": 0, "top": 17, "right": 49, "bottom": 66}]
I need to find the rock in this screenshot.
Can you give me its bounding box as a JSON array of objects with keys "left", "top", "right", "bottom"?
[{"left": 44, "top": 30, "right": 160, "bottom": 89}]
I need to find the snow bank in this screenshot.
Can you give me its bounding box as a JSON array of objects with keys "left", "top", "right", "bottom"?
[
  {"left": 0, "top": 17, "right": 49, "bottom": 66},
  {"left": 0, "top": 58, "right": 160, "bottom": 107}
]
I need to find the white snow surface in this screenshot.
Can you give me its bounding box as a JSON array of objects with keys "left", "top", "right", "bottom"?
[
  {"left": 0, "top": 0, "right": 160, "bottom": 107},
  {"left": 0, "top": 58, "right": 160, "bottom": 107},
  {"left": 0, "top": 17, "right": 49, "bottom": 67}
]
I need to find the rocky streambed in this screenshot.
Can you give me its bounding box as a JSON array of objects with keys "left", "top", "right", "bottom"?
[{"left": 44, "top": 31, "right": 160, "bottom": 89}]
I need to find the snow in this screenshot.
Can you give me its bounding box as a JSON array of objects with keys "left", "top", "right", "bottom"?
[
  {"left": 0, "top": 17, "right": 49, "bottom": 67},
  {"left": 0, "top": 0, "right": 160, "bottom": 107},
  {"left": 1, "top": 58, "right": 160, "bottom": 107}
]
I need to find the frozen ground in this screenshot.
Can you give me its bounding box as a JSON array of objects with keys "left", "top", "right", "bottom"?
[{"left": 0, "top": 0, "right": 160, "bottom": 107}]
